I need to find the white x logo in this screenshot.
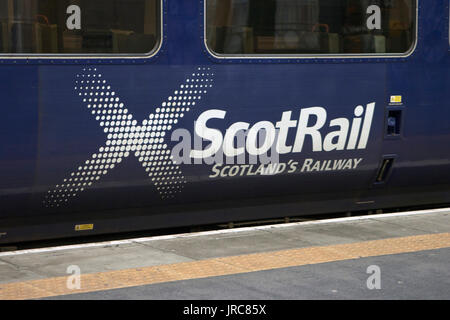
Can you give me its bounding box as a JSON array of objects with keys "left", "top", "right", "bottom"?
[{"left": 44, "top": 67, "right": 214, "bottom": 208}]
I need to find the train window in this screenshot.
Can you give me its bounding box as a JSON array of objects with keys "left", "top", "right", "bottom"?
[
  {"left": 0, "top": 0, "right": 160, "bottom": 55},
  {"left": 206, "top": 0, "right": 416, "bottom": 56}
]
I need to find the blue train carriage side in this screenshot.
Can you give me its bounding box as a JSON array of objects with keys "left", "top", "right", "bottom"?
[{"left": 0, "top": 0, "right": 448, "bottom": 244}]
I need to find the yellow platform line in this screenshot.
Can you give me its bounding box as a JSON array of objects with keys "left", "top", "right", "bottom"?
[{"left": 1, "top": 233, "right": 450, "bottom": 300}]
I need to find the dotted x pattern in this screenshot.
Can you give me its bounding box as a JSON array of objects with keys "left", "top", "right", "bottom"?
[{"left": 44, "top": 67, "right": 214, "bottom": 208}]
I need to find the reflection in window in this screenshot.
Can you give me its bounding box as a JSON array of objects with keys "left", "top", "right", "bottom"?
[
  {"left": 0, "top": 0, "right": 160, "bottom": 54},
  {"left": 206, "top": 0, "right": 416, "bottom": 55}
]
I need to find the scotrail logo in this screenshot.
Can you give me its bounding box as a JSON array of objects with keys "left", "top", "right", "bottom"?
[{"left": 44, "top": 67, "right": 375, "bottom": 208}]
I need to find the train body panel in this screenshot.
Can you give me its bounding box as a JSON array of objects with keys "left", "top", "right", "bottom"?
[{"left": 0, "top": 0, "right": 449, "bottom": 243}]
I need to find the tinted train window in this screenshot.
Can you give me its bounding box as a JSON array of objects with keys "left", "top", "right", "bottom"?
[
  {"left": 206, "top": 0, "right": 416, "bottom": 55},
  {"left": 0, "top": 0, "right": 160, "bottom": 55}
]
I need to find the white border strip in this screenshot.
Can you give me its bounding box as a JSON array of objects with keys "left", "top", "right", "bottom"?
[{"left": 0, "top": 207, "right": 448, "bottom": 257}]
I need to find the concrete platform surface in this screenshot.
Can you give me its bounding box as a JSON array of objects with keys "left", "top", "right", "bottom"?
[{"left": 0, "top": 208, "right": 449, "bottom": 300}]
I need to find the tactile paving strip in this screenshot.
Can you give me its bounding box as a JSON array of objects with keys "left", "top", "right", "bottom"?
[{"left": 1, "top": 233, "right": 449, "bottom": 300}]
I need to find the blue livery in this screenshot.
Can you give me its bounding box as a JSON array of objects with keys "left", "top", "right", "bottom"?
[{"left": 0, "top": 0, "right": 449, "bottom": 243}]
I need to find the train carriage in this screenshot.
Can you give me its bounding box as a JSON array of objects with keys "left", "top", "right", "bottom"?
[{"left": 0, "top": 0, "right": 449, "bottom": 244}]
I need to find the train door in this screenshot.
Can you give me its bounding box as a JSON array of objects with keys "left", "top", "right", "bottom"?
[
  {"left": 203, "top": 0, "right": 418, "bottom": 211},
  {"left": 367, "top": 0, "right": 450, "bottom": 208}
]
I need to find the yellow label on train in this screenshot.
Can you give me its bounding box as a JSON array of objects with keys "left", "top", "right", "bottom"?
[
  {"left": 390, "top": 95, "right": 403, "bottom": 104},
  {"left": 75, "top": 224, "right": 94, "bottom": 231}
]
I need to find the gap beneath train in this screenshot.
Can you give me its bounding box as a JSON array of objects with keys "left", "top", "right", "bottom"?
[{"left": 1, "top": 202, "right": 448, "bottom": 253}]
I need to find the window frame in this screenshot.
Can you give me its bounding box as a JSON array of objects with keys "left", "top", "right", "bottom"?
[
  {"left": 0, "top": 0, "right": 163, "bottom": 59},
  {"left": 448, "top": 0, "right": 450, "bottom": 50},
  {"left": 203, "top": 0, "right": 419, "bottom": 60}
]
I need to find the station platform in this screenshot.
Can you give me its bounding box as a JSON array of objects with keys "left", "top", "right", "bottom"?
[{"left": 0, "top": 208, "right": 449, "bottom": 300}]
